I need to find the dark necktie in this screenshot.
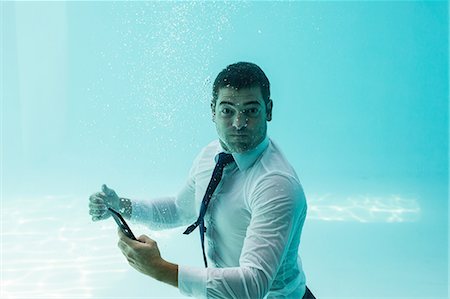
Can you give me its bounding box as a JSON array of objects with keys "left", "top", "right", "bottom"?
[{"left": 183, "top": 152, "right": 235, "bottom": 267}]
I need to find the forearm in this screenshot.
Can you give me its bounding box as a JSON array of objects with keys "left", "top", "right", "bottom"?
[
  {"left": 156, "top": 260, "right": 179, "bottom": 288},
  {"left": 118, "top": 180, "right": 196, "bottom": 227},
  {"left": 179, "top": 264, "right": 269, "bottom": 299}
]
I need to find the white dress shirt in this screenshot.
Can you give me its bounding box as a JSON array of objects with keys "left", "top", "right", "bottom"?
[{"left": 131, "top": 136, "right": 308, "bottom": 298}]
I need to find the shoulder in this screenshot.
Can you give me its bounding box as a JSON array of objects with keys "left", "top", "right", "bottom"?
[
  {"left": 188, "top": 139, "right": 221, "bottom": 176},
  {"left": 247, "top": 140, "right": 306, "bottom": 210},
  {"left": 256, "top": 138, "right": 300, "bottom": 182},
  {"left": 251, "top": 172, "right": 305, "bottom": 201}
]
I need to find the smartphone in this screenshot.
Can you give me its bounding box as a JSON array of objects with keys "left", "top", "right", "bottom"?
[{"left": 108, "top": 207, "right": 138, "bottom": 241}]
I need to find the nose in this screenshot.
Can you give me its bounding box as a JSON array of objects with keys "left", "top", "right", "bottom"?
[{"left": 232, "top": 112, "right": 248, "bottom": 130}]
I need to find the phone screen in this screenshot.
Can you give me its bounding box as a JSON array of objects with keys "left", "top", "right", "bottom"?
[{"left": 108, "top": 207, "right": 138, "bottom": 241}]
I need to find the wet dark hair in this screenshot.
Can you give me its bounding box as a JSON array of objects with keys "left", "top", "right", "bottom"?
[{"left": 212, "top": 62, "right": 271, "bottom": 108}]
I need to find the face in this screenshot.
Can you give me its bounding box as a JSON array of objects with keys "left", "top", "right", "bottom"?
[{"left": 212, "top": 86, "right": 273, "bottom": 153}]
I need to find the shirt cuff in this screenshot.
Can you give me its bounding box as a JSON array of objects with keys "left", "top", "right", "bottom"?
[{"left": 178, "top": 265, "right": 207, "bottom": 298}]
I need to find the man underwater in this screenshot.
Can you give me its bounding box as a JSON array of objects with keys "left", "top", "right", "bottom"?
[{"left": 89, "top": 62, "right": 315, "bottom": 298}]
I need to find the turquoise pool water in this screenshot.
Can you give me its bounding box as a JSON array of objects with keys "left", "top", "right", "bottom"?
[{"left": 2, "top": 1, "right": 448, "bottom": 298}]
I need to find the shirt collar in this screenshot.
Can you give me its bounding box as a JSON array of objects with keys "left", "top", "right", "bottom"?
[{"left": 215, "top": 135, "right": 270, "bottom": 171}]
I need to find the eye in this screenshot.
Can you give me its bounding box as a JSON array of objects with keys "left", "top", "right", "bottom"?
[
  {"left": 220, "top": 108, "right": 233, "bottom": 116},
  {"left": 245, "top": 107, "right": 260, "bottom": 117}
]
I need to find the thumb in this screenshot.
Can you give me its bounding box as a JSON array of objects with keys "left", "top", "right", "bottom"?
[{"left": 102, "top": 184, "right": 114, "bottom": 196}]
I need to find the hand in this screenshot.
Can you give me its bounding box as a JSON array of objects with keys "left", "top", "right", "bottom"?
[
  {"left": 117, "top": 228, "right": 164, "bottom": 279},
  {"left": 88, "top": 184, "right": 121, "bottom": 221}
]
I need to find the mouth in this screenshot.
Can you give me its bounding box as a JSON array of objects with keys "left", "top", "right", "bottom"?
[{"left": 230, "top": 134, "right": 248, "bottom": 137}]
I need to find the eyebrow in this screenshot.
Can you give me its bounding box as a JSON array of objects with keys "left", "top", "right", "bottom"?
[{"left": 218, "top": 100, "right": 261, "bottom": 106}]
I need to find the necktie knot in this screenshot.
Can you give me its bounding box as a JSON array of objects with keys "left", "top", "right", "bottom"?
[{"left": 217, "top": 152, "right": 234, "bottom": 167}]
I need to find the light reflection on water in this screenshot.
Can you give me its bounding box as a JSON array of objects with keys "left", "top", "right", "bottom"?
[
  {"left": 308, "top": 193, "right": 421, "bottom": 223},
  {"left": 1, "top": 196, "right": 128, "bottom": 299},
  {"left": 1, "top": 193, "right": 421, "bottom": 298}
]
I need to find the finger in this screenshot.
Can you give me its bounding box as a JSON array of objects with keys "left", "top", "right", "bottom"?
[
  {"left": 91, "top": 214, "right": 108, "bottom": 221},
  {"left": 89, "top": 203, "right": 109, "bottom": 215},
  {"left": 117, "top": 228, "right": 140, "bottom": 246},
  {"left": 89, "top": 211, "right": 110, "bottom": 220},
  {"left": 89, "top": 195, "right": 106, "bottom": 203},
  {"left": 93, "top": 193, "right": 107, "bottom": 201},
  {"left": 89, "top": 202, "right": 107, "bottom": 209},
  {"left": 89, "top": 209, "right": 110, "bottom": 218},
  {"left": 92, "top": 215, "right": 105, "bottom": 222},
  {"left": 137, "top": 234, "right": 153, "bottom": 243},
  {"left": 89, "top": 208, "right": 107, "bottom": 216},
  {"left": 117, "top": 239, "right": 129, "bottom": 256},
  {"left": 117, "top": 233, "right": 132, "bottom": 253},
  {"left": 89, "top": 203, "right": 107, "bottom": 212}
]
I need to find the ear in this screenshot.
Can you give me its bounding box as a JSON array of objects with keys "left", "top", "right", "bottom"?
[{"left": 266, "top": 99, "right": 273, "bottom": 122}]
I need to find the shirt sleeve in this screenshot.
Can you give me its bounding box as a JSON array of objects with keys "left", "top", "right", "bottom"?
[
  {"left": 178, "top": 173, "right": 307, "bottom": 299},
  {"left": 130, "top": 152, "right": 201, "bottom": 230},
  {"left": 130, "top": 181, "right": 196, "bottom": 230}
]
